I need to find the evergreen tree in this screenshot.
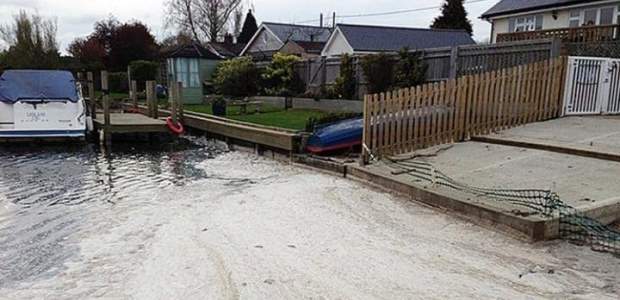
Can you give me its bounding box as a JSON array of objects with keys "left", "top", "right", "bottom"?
[
  {"left": 431, "top": 0, "right": 473, "bottom": 36},
  {"left": 237, "top": 9, "right": 258, "bottom": 44}
]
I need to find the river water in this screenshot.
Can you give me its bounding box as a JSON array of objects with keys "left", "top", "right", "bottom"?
[{"left": 0, "top": 137, "right": 617, "bottom": 299}]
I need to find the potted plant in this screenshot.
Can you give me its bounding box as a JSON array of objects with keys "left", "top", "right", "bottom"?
[{"left": 212, "top": 96, "right": 227, "bottom": 117}]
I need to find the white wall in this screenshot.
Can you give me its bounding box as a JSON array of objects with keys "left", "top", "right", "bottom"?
[
  {"left": 491, "top": 2, "right": 619, "bottom": 42},
  {"left": 0, "top": 102, "right": 14, "bottom": 129},
  {"left": 321, "top": 29, "right": 354, "bottom": 57},
  {"left": 246, "top": 29, "right": 283, "bottom": 53}
]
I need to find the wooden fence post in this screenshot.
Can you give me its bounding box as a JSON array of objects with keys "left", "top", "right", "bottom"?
[
  {"left": 360, "top": 94, "right": 369, "bottom": 165},
  {"left": 449, "top": 46, "right": 460, "bottom": 79},
  {"left": 131, "top": 80, "right": 138, "bottom": 108},
  {"left": 101, "top": 71, "right": 111, "bottom": 146},
  {"left": 146, "top": 81, "right": 156, "bottom": 118}
]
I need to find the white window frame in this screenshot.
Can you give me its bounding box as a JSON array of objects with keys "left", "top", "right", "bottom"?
[
  {"left": 189, "top": 59, "right": 200, "bottom": 88},
  {"left": 514, "top": 15, "right": 537, "bottom": 32},
  {"left": 568, "top": 6, "right": 619, "bottom": 27},
  {"left": 173, "top": 58, "right": 201, "bottom": 88}
]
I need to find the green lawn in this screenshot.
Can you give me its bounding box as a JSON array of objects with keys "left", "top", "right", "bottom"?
[{"left": 185, "top": 104, "right": 328, "bottom": 131}]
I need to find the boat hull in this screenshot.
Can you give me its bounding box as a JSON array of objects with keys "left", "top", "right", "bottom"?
[
  {"left": 306, "top": 118, "right": 363, "bottom": 154},
  {"left": 0, "top": 101, "right": 86, "bottom": 139}
]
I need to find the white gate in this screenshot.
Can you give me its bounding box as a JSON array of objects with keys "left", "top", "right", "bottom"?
[{"left": 563, "top": 57, "right": 620, "bottom": 115}]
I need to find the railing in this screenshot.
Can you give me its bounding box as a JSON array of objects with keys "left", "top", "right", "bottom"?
[
  {"left": 497, "top": 24, "right": 619, "bottom": 43},
  {"left": 360, "top": 57, "right": 567, "bottom": 162}
]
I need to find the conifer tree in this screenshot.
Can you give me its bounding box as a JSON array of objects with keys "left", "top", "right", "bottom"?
[
  {"left": 431, "top": 0, "right": 473, "bottom": 36},
  {"left": 237, "top": 10, "right": 258, "bottom": 44}
]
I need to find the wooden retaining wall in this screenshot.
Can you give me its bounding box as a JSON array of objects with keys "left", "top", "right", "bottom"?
[
  {"left": 361, "top": 57, "right": 568, "bottom": 161},
  {"left": 123, "top": 104, "right": 302, "bottom": 152}
]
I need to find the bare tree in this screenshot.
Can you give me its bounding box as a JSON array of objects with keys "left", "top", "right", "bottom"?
[
  {"left": 232, "top": 7, "right": 243, "bottom": 40},
  {"left": 165, "top": 0, "right": 243, "bottom": 42},
  {"left": 0, "top": 10, "right": 59, "bottom": 68}
]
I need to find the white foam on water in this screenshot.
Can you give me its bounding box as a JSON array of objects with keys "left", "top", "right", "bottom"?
[{"left": 0, "top": 152, "right": 618, "bottom": 299}]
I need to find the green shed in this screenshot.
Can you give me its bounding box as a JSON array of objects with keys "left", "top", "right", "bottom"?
[{"left": 166, "top": 42, "right": 223, "bottom": 104}]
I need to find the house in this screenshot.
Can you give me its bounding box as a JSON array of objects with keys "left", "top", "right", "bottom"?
[
  {"left": 279, "top": 40, "right": 325, "bottom": 59},
  {"left": 165, "top": 41, "right": 227, "bottom": 104},
  {"left": 481, "top": 0, "right": 620, "bottom": 43},
  {"left": 239, "top": 22, "right": 332, "bottom": 60},
  {"left": 321, "top": 24, "right": 476, "bottom": 57}
]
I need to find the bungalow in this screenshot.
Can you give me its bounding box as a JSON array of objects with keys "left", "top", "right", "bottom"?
[
  {"left": 239, "top": 22, "right": 332, "bottom": 60},
  {"left": 165, "top": 41, "right": 233, "bottom": 104},
  {"left": 481, "top": 0, "right": 620, "bottom": 43},
  {"left": 321, "top": 24, "right": 476, "bottom": 57}
]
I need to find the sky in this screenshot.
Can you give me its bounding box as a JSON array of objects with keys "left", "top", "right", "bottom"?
[{"left": 0, "top": 0, "right": 497, "bottom": 54}]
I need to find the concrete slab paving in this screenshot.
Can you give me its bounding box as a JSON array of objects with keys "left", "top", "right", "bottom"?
[
  {"left": 473, "top": 116, "right": 620, "bottom": 160},
  {"left": 360, "top": 141, "right": 620, "bottom": 238},
  {"left": 413, "top": 142, "right": 620, "bottom": 210}
]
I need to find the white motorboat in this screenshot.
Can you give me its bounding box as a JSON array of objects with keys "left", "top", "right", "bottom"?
[{"left": 0, "top": 70, "right": 88, "bottom": 139}]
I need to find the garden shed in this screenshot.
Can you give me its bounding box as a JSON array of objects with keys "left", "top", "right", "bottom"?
[{"left": 166, "top": 41, "right": 224, "bottom": 104}]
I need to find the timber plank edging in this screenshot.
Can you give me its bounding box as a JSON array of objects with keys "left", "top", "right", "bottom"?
[
  {"left": 123, "top": 104, "right": 301, "bottom": 152},
  {"left": 346, "top": 164, "right": 559, "bottom": 242},
  {"left": 471, "top": 135, "right": 620, "bottom": 163}
]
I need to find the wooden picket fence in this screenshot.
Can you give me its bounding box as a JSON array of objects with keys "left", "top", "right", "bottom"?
[{"left": 361, "top": 56, "right": 567, "bottom": 162}]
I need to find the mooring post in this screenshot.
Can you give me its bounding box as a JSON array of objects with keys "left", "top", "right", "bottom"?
[
  {"left": 146, "top": 81, "right": 156, "bottom": 118},
  {"left": 131, "top": 80, "right": 138, "bottom": 108},
  {"left": 87, "top": 72, "right": 95, "bottom": 120},
  {"left": 101, "top": 71, "right": 111, "bottom": 147},
  {"left": 170, "top": 82, "right": 178, "bottom": 124},
  {"left": 176, "top": 81, "right": 184, "bottom": 122}
]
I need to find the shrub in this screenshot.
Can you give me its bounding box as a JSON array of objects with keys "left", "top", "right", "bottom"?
[
  {"left": 360, "top": 53, "right": 394, "bottom": 94},
  {"left": 261, "top": 53, "right": 305, "bottom": 96},
  {"left": 213, "top": 56, "right": 259, "bottom": 97},
  {"left": 130, "top": 60, "right": 159, "bottom": 83},
  {"left": 393, "top": 48, "right": 428, "bottom": 89},
  {"left": 108, "top": 72, "right": 128, "bottom": 93},
  {"left": 305, "top": 112, "right": 362, "bottom": 132},
  {"left": 333, "top": 54, "right": 356, "bottom": 99}
]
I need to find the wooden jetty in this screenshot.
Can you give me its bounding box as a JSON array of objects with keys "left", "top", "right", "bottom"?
[{"left": 82, "top": 71, "right": 183, "bottom": 147}]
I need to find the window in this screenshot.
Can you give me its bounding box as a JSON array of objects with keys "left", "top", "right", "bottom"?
[
  {"left": 569, "top": 10, "right": 581, "bottom": 28},
  {"left": 569, "top": 6, "right": 619, "bottom": 27},
  {"left": 600, "top": 7, "right": 615, "bottom": 25},
  {"left": 173, "top": 58, "right": 201, "bottom": 88},
  {"left": 175, "top": 58, "right": 189, "bottom": 87},
  {"left": 584, "top": 9, "right": 598, "bottom": 26},
  {"left": 514, "top": 15, "right": 537, "bottom": 32},
  {"left": 189, "top": 59, "right": 200, "bottom": 88}
]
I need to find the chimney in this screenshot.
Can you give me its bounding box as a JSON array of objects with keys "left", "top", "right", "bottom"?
[
  {"left": 320, "top": 13, "right": 323, "bottom": 28},
  {"left": 224, "top": 33, "right": 234, "bottom": 44},
  {"left": 332, "top": 12, "right": 336, "bottom": 29}
]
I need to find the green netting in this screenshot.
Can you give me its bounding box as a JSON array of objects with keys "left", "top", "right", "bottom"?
[{"left": 385, "top": 157, "right": 620, "bottom": 257}]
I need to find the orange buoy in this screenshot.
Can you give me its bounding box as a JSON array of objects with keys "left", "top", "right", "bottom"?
[{"left": 166, "top": 117, "right": 185, "bottom": 135}]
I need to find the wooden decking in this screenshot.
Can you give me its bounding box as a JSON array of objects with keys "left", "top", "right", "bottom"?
[{"left": 93, "top": 113, "right": 168, "bottom": 134}]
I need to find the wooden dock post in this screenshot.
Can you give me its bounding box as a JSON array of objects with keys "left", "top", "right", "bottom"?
[
  {"left": 146, "top": 81, "right": 157, "bottom": 118},
  {"left": 176, "top": 81, "right": 184, "bottom": 122},
  {"left": 101, "top": 71, "right": 111, "bottom": 147},
  {"left": 131, "top": 80, "right": 138, "bottom": 108},
  {"left": 169, "top": 83, "right": 178, "bottom": 123},
  {"left": 87, "top": 72, "right": 96, "bottom": 120}
]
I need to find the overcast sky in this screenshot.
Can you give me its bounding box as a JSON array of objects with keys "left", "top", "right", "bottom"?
[{"left": 0, "top": 0, "right": 496, "bottom": 54}]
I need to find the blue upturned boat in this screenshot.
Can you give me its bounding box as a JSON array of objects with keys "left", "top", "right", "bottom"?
[{"left": 306, "top": 117, "right": 363, "bottom": 154}]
